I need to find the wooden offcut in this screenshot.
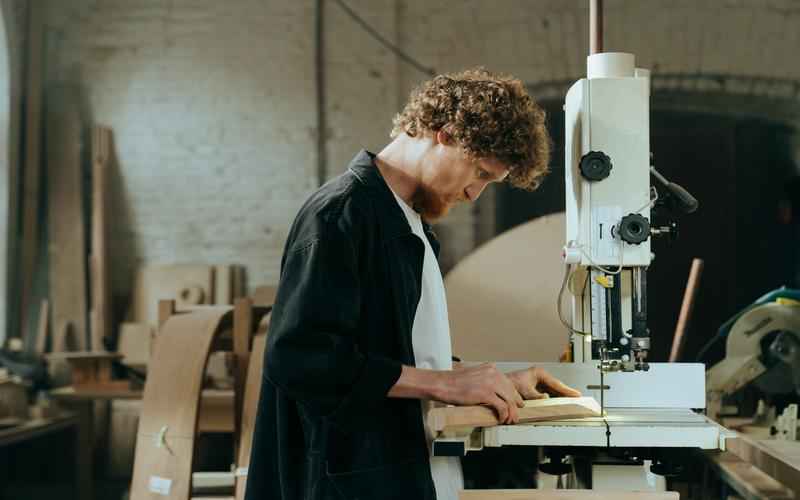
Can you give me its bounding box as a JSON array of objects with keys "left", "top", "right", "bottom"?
[
  {"left": 428, "top": 397, "right": 600, "bottom": 433},
  {"left": 47, "top": 86, "right": 88, "bottom": 351}
]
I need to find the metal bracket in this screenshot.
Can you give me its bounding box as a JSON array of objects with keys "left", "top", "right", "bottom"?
[{"left": 432, "top": 428, "right": 484, "bottom": 456}]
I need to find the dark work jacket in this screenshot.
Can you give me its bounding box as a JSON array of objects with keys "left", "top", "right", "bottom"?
[{"left": 245, "top": 150, "right": 439, "bottom": 500}]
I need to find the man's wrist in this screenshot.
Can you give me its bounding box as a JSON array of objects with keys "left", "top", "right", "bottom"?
[{"left": 388, "top": 365, "right": 450, "bottom": 401}]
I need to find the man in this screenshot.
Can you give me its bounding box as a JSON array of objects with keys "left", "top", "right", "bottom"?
[{"left": 245, "top": 68, "right": 580, "bottom": 500}]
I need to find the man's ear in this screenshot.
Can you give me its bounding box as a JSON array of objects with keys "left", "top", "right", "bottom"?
[{"left": 435, "top": 128, "right": 454, "bottom": 146}]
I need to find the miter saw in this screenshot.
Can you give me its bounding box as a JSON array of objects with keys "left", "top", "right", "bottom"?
[{"left": 706, "top": 287, "right": 800, "bottom": 423}]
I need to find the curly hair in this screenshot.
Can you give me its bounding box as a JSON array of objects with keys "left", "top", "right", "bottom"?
[{"left": 391, "top": 68, "right": 551, "bottom": 191}]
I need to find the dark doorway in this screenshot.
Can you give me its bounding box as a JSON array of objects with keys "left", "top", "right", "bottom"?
[{"left": 495, "top": 100, "right": 799, "bottom": 363}]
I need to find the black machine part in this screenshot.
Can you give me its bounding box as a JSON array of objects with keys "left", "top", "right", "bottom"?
[
  {"left": 767, "top": 331, "right": 800, "bottom": 395},
  {"left": 579, "top": 151, "right": 613, "bottom": 181},
  {"left": 650, "top": 166, "right": 699, "bottom": 214},
  {"left": 617, "top": 213, "right": 650, "bottom": 244}
]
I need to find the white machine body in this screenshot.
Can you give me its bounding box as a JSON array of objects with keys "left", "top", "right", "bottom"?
[
  {"left": 564, "top": 53, "right": 654, "bottom": 366},
  {"left": 564, "top": 52, "right": 652, "bottom": 268}
]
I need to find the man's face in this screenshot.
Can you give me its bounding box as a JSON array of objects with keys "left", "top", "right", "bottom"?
[{"left": 413, "top": 132, "right": 509, "bottom": 222}]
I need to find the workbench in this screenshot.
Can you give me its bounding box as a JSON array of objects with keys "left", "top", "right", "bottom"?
[
  {"left": 0, "top": 412, "right": 82, "bottom": 498},
  {"left": 50, "top": 386, "right": 234, "bottom": 500}
]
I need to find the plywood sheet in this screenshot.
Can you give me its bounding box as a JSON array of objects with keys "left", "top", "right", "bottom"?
[
  {"left": 19, "top": 0, "right": 44, "bottom": 339},
  {"left": 47, "top": 85, "right": 88, "bottom": 351},
  {"left": 428, "top": 397, "right": 600, "bottom": 433},
  {"left": 445, "top": 213, "right": 567, "bottom": 363}
]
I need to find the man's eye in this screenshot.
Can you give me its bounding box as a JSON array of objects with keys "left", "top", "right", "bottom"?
[{"left": 478, "top": 168, "right": 490, "bottom": 180}]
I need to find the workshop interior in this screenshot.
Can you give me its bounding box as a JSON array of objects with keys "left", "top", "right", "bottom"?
[{"left": 0, "top": 0, "right": 799, "bottom": 499}]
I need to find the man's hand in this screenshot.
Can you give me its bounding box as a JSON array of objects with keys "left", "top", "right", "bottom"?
[
  {"left": 507, "top": 366, "right": 582, "bottom": 400},
  {"left": 435, "top": 363, "right": 524, "bottom": 424}
]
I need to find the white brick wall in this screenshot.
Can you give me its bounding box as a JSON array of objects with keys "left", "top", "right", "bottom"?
[{"left": 9, "top": 0, "right": 800, "bottom": 313}]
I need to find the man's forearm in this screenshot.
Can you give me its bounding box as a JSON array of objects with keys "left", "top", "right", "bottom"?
[{"left": 387, "top": 365, "right": 446, "bottom": 400}]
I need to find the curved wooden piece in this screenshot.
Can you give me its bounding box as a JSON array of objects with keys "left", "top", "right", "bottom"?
[
  {"left": 131, "top": 307, "right": 233, "bottom": 500},
  {"left": 234, "top": 314, "right": 271, "bottom": 500},
  {"left": 446, "top": 213, "right": 567, "bottom": 363}
]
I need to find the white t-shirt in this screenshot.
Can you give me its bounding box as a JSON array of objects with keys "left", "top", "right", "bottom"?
[{"left": 391, "top": 190, "right": 464, "bottom": 500}]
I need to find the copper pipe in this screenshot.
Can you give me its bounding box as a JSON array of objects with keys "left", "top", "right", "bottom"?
[
  {"left": 590, "top": 0, "right": 603, "bottom": 55},
  {"left": 670, "top": 258, "right": 704, "bottom": 362}
]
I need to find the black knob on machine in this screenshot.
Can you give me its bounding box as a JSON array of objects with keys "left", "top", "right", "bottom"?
[
  {"left": 617, "top": 213, "right": 650, "bottom": 244},
  {"left": 579, "top": 151, "right": 612, "bottom": 181}
]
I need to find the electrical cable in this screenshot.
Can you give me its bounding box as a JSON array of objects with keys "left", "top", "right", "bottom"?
[
  {"left": 332, "top": 0, "right": 437, "bottom": 77},
  {"left": 557, "top": 188, "right": 659, "bottom": 338},
  {"left": 557, "top": 264, "right": 592, "bottom": 337}
]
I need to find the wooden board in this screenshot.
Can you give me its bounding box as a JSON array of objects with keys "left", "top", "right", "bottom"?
[
  {"left": 460, "top": 491, "right": 678, "bottom": 500},
  {"left": 235, "top": 315, "right": 270, "bottom": 500},
  {"left": 19, "top": 0, "right": 44, "bottom": 340},
  {"left": 47, "top": 85, "right": 88, "bottom": 351},
  {"left": 90, "top": 126, "right": 113, "bottom": 351},
  {"left": 231, "top": 265, "right": 246, "bottom": 300},
  {"left": 117, "top": 322, "right": 154, "bottom": 367},
  {"left": 130, "top": 308, "right": 233, "bottom": 500},
  {"left": 214, "top": 265, "right": 233, "bottom": 305},
  {"left": 428, "top": 397, "right": 600, "bottom": 433},
  {"left": 129, "top": 264, "right": 214, "bottom": 327},
  {"left": 726, "top": 436, "right": 800, "bottom": 494},
  {"left": 251, "top": 285, "right": 278, "bottom": 307}
]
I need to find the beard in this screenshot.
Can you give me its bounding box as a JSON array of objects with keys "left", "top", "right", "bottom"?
[{"left": 411, "top": 185, "right": 460, "bottom": 223}]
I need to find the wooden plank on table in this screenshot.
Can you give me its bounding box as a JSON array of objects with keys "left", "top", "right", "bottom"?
[
  {"left": 89, "top": 126, "right": 113, "bottom": 352},
  {"left": 19, "top": 0, "right": 44, "bottom": 339},
  {"left": 460, "top": 490, "right": 678, "bottom": 500},
  {"left": 726, "top": 435, "right": 800, "bottom": 494},
  {"left": 428, "top": 397, "right": 601, "bottom": 433},
  {"left": 707, "top": 451, "right": 793, "bottom": 500},
  {"left": 47, "top": 85, "right": 88, "bottom": 351}
]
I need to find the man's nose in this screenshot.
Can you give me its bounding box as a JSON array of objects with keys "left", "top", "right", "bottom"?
[{"left": 465, "top": 183, "right": 487, "bottom": 202}]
